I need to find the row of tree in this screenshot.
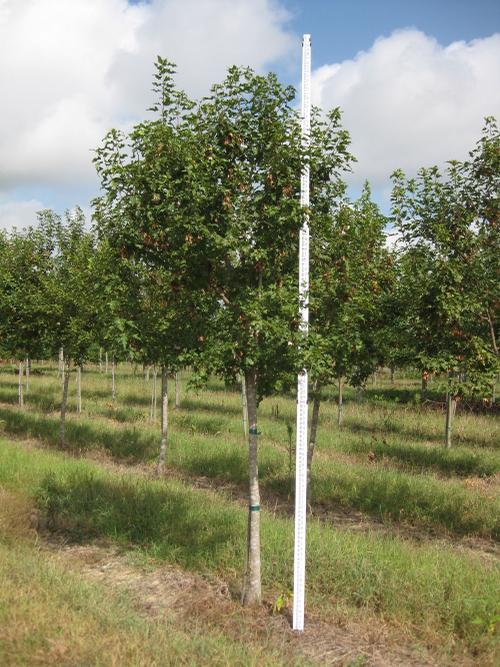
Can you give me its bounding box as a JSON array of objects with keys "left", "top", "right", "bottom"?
[{"left": 0, "top": 58, "right": 498, "bottom": 605}]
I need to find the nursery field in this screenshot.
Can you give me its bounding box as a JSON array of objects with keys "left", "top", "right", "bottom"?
[{"left": 0, "top": 362, "right": 499, "bottom": 666}]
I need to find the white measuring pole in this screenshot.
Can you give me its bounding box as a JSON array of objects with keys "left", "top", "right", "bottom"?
[{"left": 293, "top": 33, "right": 311, "bottom": 633}]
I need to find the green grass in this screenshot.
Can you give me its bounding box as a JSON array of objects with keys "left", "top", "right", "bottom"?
[
  {"left": 1, "top": 363, "right": 498, "bottom": 663},
  {"left": 306, "top": 459, "right": 500, "bottom": 538},
  {"left": 0, "top": 524, "right": 294, "bottom": 666},
  {"left": 0, "top": 437, "right": 499, "bottom": 661},
  {"left": 333, "top": 436, "right": 499, "bottom": 476},
  {"left": 1, "top": 393, "right": 498, "bottom": 539}
]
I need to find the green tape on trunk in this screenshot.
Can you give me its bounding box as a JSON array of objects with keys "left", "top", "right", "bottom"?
[
  {"left": 249, "top": 505, "right": 260, "bottom": 512},
  {"left": 249, "top": 427, "right": 258, "bottom": 435}
]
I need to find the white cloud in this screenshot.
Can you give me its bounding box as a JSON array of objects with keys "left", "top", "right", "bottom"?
[
  {"left": 311, "top": 30, "right": 500, "bottom": 188},
  {"left": 0, "top": 199, "right": 45, "bottom": 232},
  {"left": 0, "top": 0, "right": 294, "bottom": 200}
]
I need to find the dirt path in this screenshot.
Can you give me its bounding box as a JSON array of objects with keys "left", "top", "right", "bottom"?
[{"left": 47, "top": 540, "right": 440, "bottom": 667}]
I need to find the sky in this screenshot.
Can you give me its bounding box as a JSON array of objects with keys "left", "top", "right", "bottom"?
[{"left": 0, "top": 0, "right": 499, "bottom": 230}]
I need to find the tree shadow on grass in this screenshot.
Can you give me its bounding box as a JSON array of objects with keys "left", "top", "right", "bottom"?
[
  {"left": 179, "top": 397, "right": 241, "bottom": 417},
  {"left": 346, "top": 418, "right": 496, "bottom": 450},
  {"left": 36, "top": 471, "right": 243, "bottom": 569},
  {"left": 0, "top": 407, "right": 156, "bottom": 463},
  {"left": 174, "top": 446, "right": 248, "bottom": 484},
  {"left": 174, "top": 412, "right": 230, "bottom": 436},
  {"left": 309, "top": 467, "right": 500, "bottom": 539},
  {"left": 341, "top": 439, "right": 499, "bottom": 477},
  {"left": 363, "top": 387, "right": 441, "bottom": 405},
  {"left": 0, "top": 386, "right": 61, "bottom": 412},
  {"left": 172, "top": 439, "right": 282, "bottom": 484}
]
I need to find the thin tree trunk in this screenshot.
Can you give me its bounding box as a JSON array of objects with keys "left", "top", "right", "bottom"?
[
  {"left": 60, "top": 348, "right": 65, "bottom": 386},
  {"left": 445, "top": 373, "right": 457, "bottom": 449},
  {"left": 241, "top": 373, "right": 249, "bottom": 441},
  {"left": 241, "top": 368, "right": 261, "bottom": 606},
  {"left": 111, "top": 355, "right": 116, "bottom": 403},
  {"left": 307, "top": 382, "right": 321, "bottom": 492},
  {"left": 390, "top": 365, "right": 395, "bottom": 384},
  {"left": 25, "top": 357, "right": 30, "bottom": 397},
  {"left": 18, "top": 360, "right": 24, "bottom": 407},
  {"left": 76, "top": 365, "right": 82, "bottom": 414},
  {"left": 337, "top": 376, "right": 344, "bottom": 428},
  {"left": 60, "top": 361, "right": 70, "bottom": 447},
  {"left": 174, "top": 371, "right": 180, "bottom": 409},
  {"left": 421, "top": 371, "right": 428, "bottom": 402},
  {"left": 157, "top": 367, "right": 168, "bottom": 474},
  {"left": 150, "top": 366, "right": 157, "bottom": 422},
  {"left": 99, "top": 347, "right": 102, "bottom": 373},
  {"left": 105, "top": 351, "right": 108, "bottom": 374},
  {"left": 146, "top": 365, "right": 150, "bottom": 382}
]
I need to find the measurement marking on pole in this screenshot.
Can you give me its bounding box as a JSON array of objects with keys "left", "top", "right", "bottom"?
[{"left": 293, "top": 33, "right": 311, "bottom": 633}]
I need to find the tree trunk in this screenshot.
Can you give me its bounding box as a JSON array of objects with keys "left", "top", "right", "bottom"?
[
  {"left": 174, "top": 371, "right": 180, "bottom": 409},
  {"left": 99, "top": 347, "right": 102, "bottom": 373},
  {"left": 421, "top": 371, "right": 428, "bottom": 402},
  {"left": 60, "top": 361, "right": 70, "bottom": 447},
  {"left": 337, "top": 376, "right": 344, "bottom": 428},
  {"left": 241, "top": 368, "right": 261, "bottom": 606},
  {"left": 18, "top": 360, "right": 24, "bottom": 407},
  {"left": 105, "top": 351, "right": 108, "bottom": 374},
  {"left": 60, "top": 348, "right": 65, "bottom": 386},
  {"left": 150, "top": 366, "right": 157, "bottom": 422},
  {"left": 157, "top": 367, "right": 168, "bottom": 474},
  {"left": 445, "top": 374, "right": 457, "bottom": 449},
  {"left": 240, "top": 373, "right": 249, "bottom": 441},
  {"left": 111, "top": 355, "right": 116, "bottom": 403},
  {"left": 307, "top": 382, "right": 321, "bottom": 492},
  {"left": 25, "top": 357, "right": 30, "bottom": 397},
  {"left": 146, "top": 365, "right": 150, "bottom": 382},
  {"left": 76, "top": 365, "right": 82, "bottom": 414},
  {"left": 390, "top": 365, "right": 395, "bottom": 384},
  {"left": 58, "top": 347, "right": 64, "bottom": 378}
]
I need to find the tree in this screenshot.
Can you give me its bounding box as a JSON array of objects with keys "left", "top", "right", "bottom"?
[
  {"left": 0, "top": 226, "right": 53, "bottom": 406},
  {"left": 93, "top": 57, "right": 211, "bottom": 472},
  {"left": 38, "top": 208, "right": 105, "bottom": 446},
  {"left": 307, "top": 182, "right": 391, "bottom": 481},
  {"left": 191, "top": 68, "right": 346, "bottom": 605},
  {"left": 391, "top": 118, "right": 500, "bottom": 446}
]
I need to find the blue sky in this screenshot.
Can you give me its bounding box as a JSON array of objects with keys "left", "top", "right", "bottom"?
[
  {"left": 281, "top": 0, "right": 500, "bottom": 70},
  {"left": 0, "top": 0, "right": 499, "bottom": 228}
]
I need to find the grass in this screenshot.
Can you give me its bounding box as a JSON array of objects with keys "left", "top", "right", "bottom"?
[
  {"left": 0, "top": 363, "right": 498, "bottom": 662},
  {"left": 0, "top": 496, "right": 296, "bottom": 666},
  {"left": 0, "top": 437, "right": 499, "bottom": 661},
  {"left": 334, "top": 436, "right": 500, "bottom": 476},
  {"left": 306, "top": 458, "right": 500, "bottom": 538},
  {"left": 1, "top": 394, "right": 498, "bottom": 539}
]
